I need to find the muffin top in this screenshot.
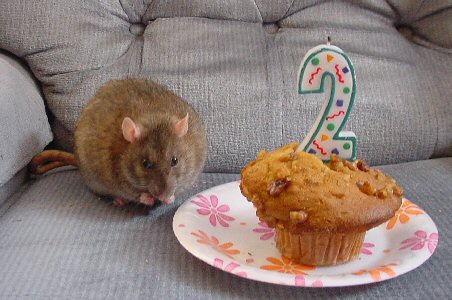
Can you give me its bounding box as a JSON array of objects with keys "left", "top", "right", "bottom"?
[{"left": 240, "top": 143, "right": 403, "bottom": 233}]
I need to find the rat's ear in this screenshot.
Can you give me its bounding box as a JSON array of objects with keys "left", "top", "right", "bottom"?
[
  {"left": 173, "top": 113, "right": 189, "bottom": 138},
  {"left": 122, "top": 117, "right": 141, "bottom": 143}
]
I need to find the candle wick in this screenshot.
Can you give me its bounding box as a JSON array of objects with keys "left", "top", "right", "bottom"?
[{"left": 327, "top": 36, "right": 331, "bottom": 45}]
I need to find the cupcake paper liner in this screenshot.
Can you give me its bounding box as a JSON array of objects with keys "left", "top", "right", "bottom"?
[{"left": 276, "top": 227, "right": 366, "bottom": 266}]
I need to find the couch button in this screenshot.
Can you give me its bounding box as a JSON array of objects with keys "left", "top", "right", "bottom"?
[{"left": 129, "top": 23, "right": 145, "bottom": 36}]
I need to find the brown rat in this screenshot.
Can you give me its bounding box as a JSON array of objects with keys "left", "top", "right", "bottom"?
[{"left": 30, "top": 79, "right": 207, "bottom": 207}]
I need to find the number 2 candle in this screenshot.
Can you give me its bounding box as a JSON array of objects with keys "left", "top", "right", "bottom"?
[{"left": 297, "top": 39, "right": 357, "bottom": 162}]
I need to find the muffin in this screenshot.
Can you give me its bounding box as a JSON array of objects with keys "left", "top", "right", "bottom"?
[{"left": 240, "top": 142, "right": 403, "bottom": 266}]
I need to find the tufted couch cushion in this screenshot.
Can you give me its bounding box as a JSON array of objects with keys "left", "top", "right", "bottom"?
[
  {"left": 0, "top": 51, "right": 53, "bottom": 185},
  {"left": 0, "top": 0, "right": 451, "bottom": 173}
]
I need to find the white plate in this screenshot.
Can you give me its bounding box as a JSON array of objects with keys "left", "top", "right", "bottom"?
[{"left": 173, "top": 181, "right": 438, "bottom": 287}]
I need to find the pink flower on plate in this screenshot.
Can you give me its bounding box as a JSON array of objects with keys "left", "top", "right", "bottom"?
[
  {"left": 213, "top": 258, "right": 247, "bottom": 278},
  {"left": 191, "top": 194, "right": 235, "bottom": 227},
  {"left": 253, "top": 221, "right": 275, "bottom": 240},
  {"left": 361, "top": 242, "right": 375, "bottom": 255},
  {"left": 400, "top": 230, "right": 439, "bottom": 253},
  {"left": 295, "top": 275, "right": 323, "bottom": 287}
]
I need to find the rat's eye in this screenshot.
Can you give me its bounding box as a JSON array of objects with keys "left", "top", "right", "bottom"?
[
  {"left": 171, "top": 156, "right": 178, "bottom": 167},
  {"left": 142, "top": 159, "right": 153, "bottom": 170}
]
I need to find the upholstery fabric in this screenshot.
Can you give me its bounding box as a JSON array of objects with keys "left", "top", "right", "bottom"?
[
  {"left": 0, "top": 51, "right": 53, "bottom": 185},
  {"left": 0, "top": 1, "right": 450, "bottom": 173},
  {"left": 388, "top": 0, "right": 452, "bottom": 48},
  {"left": 0, "top": 158, "right": 451, "bottom": 299},
  {"left": 0, "top": 168, "right": 27, "bottom": 208}
]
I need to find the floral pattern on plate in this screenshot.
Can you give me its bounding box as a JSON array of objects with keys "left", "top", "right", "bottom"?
[{"left": 173, "top": 181, "right": 439, "bottom": 287}]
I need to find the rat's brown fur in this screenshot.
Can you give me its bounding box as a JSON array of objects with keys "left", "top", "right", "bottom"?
[{"left": 31, "top": 79, "right": 207, "bottom": 204}]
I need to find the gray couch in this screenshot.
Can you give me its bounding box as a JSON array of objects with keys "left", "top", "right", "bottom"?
[{"left": 1, "top": 1, "right": 451, "bottom": 299}]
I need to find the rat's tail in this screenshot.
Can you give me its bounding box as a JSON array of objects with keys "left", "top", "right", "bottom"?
[{"left": 29, "top": 150, "right": 77, "bottom": 175}]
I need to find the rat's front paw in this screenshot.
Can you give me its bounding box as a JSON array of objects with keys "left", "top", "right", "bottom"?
[
  {"left": 162, "top": 195, "right": 175, "bottom": 205},
  {"left": 139, "top": 193, "right": 156, "bottom": 206}
]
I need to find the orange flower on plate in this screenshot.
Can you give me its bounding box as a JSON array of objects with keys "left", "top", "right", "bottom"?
[
  {"left": 386, "top": 199, "right": 424, "bottom": 230},
  {"left": 353, "top": 263, "right": 398, "bottom": 282},
  {"left": 260, "top": 256, "right": 316, "bottom": 275},
  {"left": 191, "top": 230, "right": 240, "bottom": 258}
]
